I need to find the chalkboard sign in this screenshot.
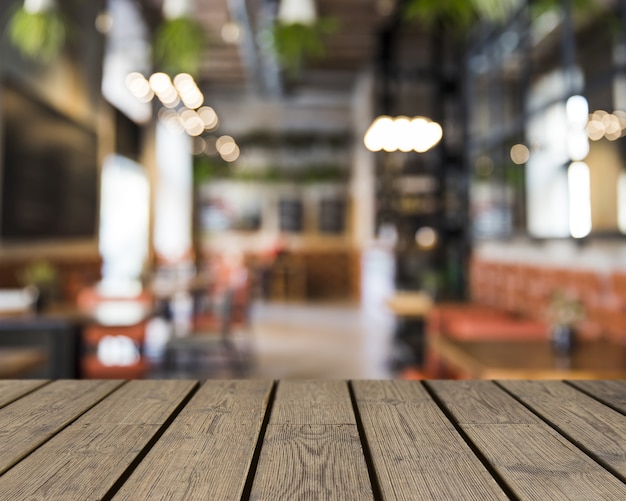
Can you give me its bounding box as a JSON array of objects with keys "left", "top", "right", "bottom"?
[
  {"left": 278, "top": 198, "right": 303, "bottom": 233},
  {"left": 1, "top": 84, "right": 98, "bottom": 241},
  {"left": 319, "top": 198, "right": 346, "bottom": 234}
]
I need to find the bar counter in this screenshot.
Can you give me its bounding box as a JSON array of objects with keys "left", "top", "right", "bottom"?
[{"left": 0, "top": 379, "right": 624, "bottom": 500}]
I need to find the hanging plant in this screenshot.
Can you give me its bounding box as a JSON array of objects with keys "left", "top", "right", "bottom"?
[
  {"left": 531, "top": 0, "right": 597, "bottom": 18},
  {"left": 403, "top": 0, "right": 596, "bottom": 28},
  {"left": 6, "top": 0, "right": 66, "bottom": 62},
  {"left": 153, "top": 16, "right": 207, "bottom": 77},
  {"left": 271, "top": 17, "right": 338, "bottom": 77}
]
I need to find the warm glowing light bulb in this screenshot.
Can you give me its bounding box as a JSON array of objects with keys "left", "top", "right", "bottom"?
[
  {"left": 221, "top": 144, "right": 241, "bottom": 162},
  {"left": 510, "top": 144, "right": 530, "bottom": 164},
  {"left": 415, "top": 227, "right": 438, "bottom": 249},
  {"left": 364, "top": 116, "right": 393, "bottom": 152},
  {"left": 173, "top": 73, "right": 195, "bottom": 90},
  {"left": 411, "top": 117, "right": 442, "bottom": 152},
  {"left": 125, "top": 73, "right": 154, "bottom": 102},
  {"left": 364, "top": 115, "right": 442, "bottom": 153},
  {"left": 216, "top": 135, "right": 236, "bottom": 153},
  {"left": 198, "top": 106, "right": 219, "bottom": 130},
  {"left": 395, "top": 117, "right": 413, "bottom": 152},
  {"left": 149, "top": 72, "right": 173, "bottom": 94},
  {"left": 24, "top": 0, "right": 53, "bottom": 14},
  {"left": 278, "top": 0, "right": 317, "bottom": 25},
  {"left": 566, "top": 95, "right": 588, "bottom": 126},
  {"left": 221, "top": 22, "right": 241, "bottom": 43}
]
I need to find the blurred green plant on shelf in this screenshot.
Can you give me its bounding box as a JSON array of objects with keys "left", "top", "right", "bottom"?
[
  {"left": 17, "top": 261, "right": 59, "bottom": 309},
  {"left": 193, "top": 159, "right": 348, "bottom": 185}
]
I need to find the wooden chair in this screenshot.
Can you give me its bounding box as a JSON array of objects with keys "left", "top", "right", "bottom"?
[{"left": 76, "top": 285, "right": 152, "bottom": 379}]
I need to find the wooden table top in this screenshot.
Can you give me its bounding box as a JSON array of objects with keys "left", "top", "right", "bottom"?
[
  {"left": 0, "top": 379, "right": 624, "bottom": 500},
  {"left": 385, "top": 291, "right": 434, "bottom": 317},
  {"left": 430, "top": 336, "right": 626, "bottom": 379}
]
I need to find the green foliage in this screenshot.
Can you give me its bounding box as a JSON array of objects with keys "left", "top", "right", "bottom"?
[
  {"left": 403, "top": 0, "right": 596, "bottom": 28},
  {"left": 271, "top": 17, "right": 338, "bottom": 76},
  {"left": 6, "top": 5, "right": 66, "bottom": 62},
  {"left": 403, "top": 0, "right": 481, "bottom": 27},
  {"left": 153, "top": 17, "right": 207, "bottom": 76},
  {"left": 17, "top": 260, "right": 58, "bottom": 289},
  {"left": 194, "top": 157, "right": 347, "bottom": 185},
  {"left": 531, "top": 0, "right": 597, "bottom": 18},
  {"left": 547, "top": 289, "right": 584, "bottom": 327}
]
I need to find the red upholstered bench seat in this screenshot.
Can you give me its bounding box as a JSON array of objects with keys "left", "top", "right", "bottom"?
[
  {"left": 428, "top": 303, "right": 548, "bottom": 341},
  {"left": 444, "top": 314, "right": 547, "bottom": 340}
]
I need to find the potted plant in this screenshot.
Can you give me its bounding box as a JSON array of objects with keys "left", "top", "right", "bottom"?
[
  {"left": 271, "top": 17, "right": 338, "bottom": 77},
  {"left": 153, "top": 16, "right": 206, "bottom": 77},
  {"left": 17, "top": 260, "right": 59, "bottom": 313},
  {"left": 546, "top": 289, "right": 584, "bottom": 355}
]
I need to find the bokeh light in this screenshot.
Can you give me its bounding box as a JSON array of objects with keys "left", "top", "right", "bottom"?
[{"left": 510, "top": 144, "right": 530, "bottom": 164}]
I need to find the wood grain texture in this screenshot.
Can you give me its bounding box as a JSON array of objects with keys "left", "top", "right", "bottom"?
[
  {"left": 0, "top": 380, "right": 196, "bottom": 501},
  {"left": 353, "top": 380, "right": 507, "bottom": 500},
  {"left": 250, "top": 380, "right": 373, "bottom": 500},
  {"left": 568, "top": 380, "right": 626, "bottom": 414},
  {"left": 269, "top": 380, "right": 357, "bottom": 424},
  {"left": 500, "top": 380, "right": 626, "bottom": 478},
  {"left": 0, "top": 379, "right": 123, "bottom": 475},
  {"left": 426, "top": 380, "right": 538, "bottom": 424},
  {"left": 112, "top": 380, "right": 273, "bottom": 501},
  {"left": 428, "top": 380, "right": 626, "bottom": 500},
  {"left": 0, "top": 379, "right": 48, "bottom": 409}
]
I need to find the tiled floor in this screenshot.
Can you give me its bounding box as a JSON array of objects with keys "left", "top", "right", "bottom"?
[
  {"left": 152, "top": 247, "right": 403, "bottom": 379},
  {"left": 153, "top": 298, "right": 397, "bottom": 380}
]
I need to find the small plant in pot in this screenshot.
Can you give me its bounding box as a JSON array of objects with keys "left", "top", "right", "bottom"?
[
  {"left": 17, "top": 260, "right": 59, "bottom": 313},
  {"left": 546, "top": 289, "right": 584, "bottom": 355}
]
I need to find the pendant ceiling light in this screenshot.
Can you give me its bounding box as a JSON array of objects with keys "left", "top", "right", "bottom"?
[
  {"left": 24, "top": 0, "right": 53, "bottom": 12},
  {"left": 278, "top": 0, "right": 317, "bottom": 25},
  {"left": 162, "top": 0, "right": 192, "bottom": 19},
  {"left": 364, "top": 115, "right": 443, "bottom": 153}
]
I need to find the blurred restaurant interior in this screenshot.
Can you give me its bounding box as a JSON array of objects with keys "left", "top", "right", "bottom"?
[{"left": 1, "top": 0, "right": 626, "bottom": 380}]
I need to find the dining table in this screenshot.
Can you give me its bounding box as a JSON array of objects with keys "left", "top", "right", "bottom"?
[
  {"left": 429, "top": 336, "right": 626, "bottom": 380},
  {"left": 0, "top": 379, "right": 624, "bottom": 500}
]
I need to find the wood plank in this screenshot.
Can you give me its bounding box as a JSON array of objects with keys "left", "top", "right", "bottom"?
[
  {"left": 499, "top": 380, "right": 626, "bottom": 479},
  {"left": 0, "top": 379, "right": 48, "bottom": 409},
  {"left": 250, "top": 380, "right": 373, "bottom": 500},
  {"left": 568, "top": 380, "right": 626, "bottom": 414},
  {"left": 112, "top": 380, "right": 273, "bottom": 500},
  {"left": 0, "top": 380, "right": 197, "bottom": 500},
  {"left": 428, "top": 380, "right": 626, "bottom": 500},
  {"left": 269, "top": 380, "right": 357, "bottom": 425},
  {"left": 0, "top": 379, "right": 123, "bottom": 475},
  {"left": 352, "top": 380, "right": 508, "bottom": 500}
]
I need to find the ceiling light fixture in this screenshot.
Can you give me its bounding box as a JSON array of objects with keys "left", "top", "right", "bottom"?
[
  {"left": 364, "top": 115, "right": 443, "bottom": 153},
  {"left": 277, "top": 0, "right": 317, "bottom": 25}
]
